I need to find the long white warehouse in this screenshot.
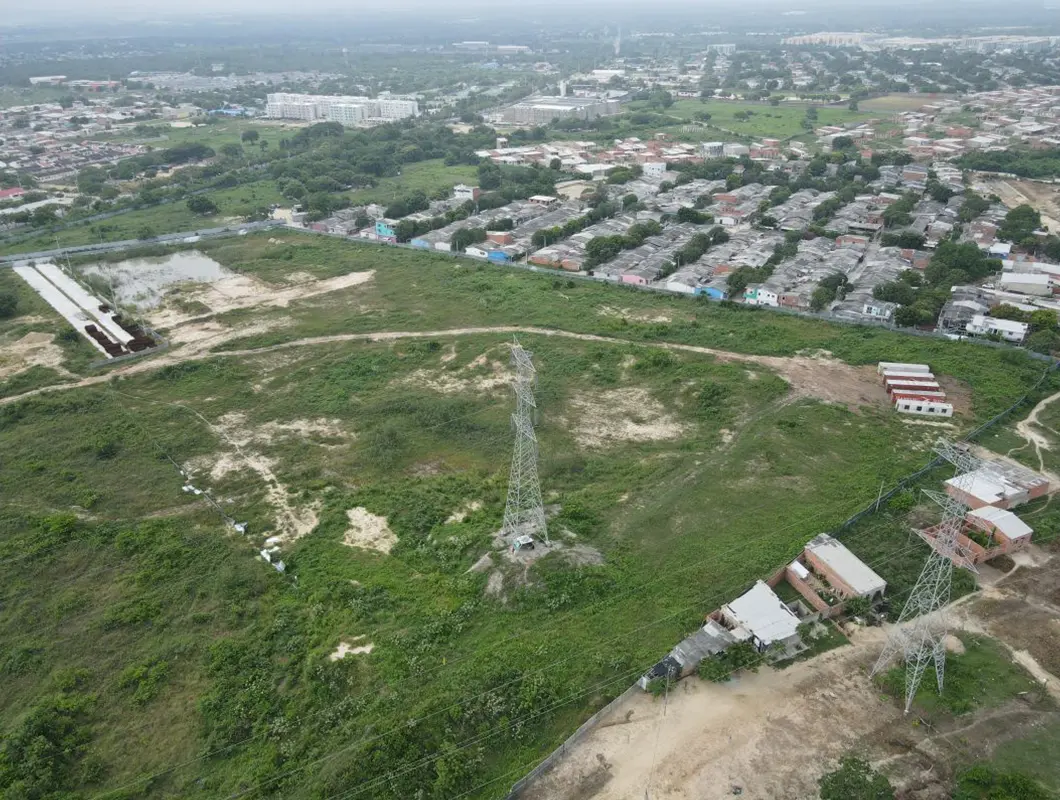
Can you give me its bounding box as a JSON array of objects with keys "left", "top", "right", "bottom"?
[
  {"left": 35, "top": 262, "right": 134, "bottom": 346},
  {"left": 13, "top": 265, "right": 110, "bottom": 356}
]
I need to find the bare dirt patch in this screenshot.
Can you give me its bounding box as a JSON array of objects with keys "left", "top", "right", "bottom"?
[
  {"left": 343, "top": 507, "right": 397, "bottom": 554},
  {"left": 564, "top": 387, "right": 688, "bottom": 449},
  {"left": 446, "top": 499, "right": 483, "bottom": 524},
  {"left": 755, "top": 353, "right": 888, "bottom": 411},
  {"left": 329, "top": 636, "right": 374, "bottom": 660},
  {"left": 179, "top": 409, "right": 322, "bottom": 540},
  {"left": 0, "top": 331, "right": 72, "bottom": 381},
  {"left": 149, "top": 270, "right": 375, "bottom": 327},
  {"left": 598, "top": 305, "right": 674, "bottom": 324},
  {"left": 983, "top": 178, "right": 1060, "bottom": 233},
  {"left": 399, "top": 347, "right": 511, "bottom": 396}
]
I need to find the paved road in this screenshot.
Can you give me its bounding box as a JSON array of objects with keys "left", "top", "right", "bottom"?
[{"left": 0, "top": 220, "right": 284, "bottom": 265}]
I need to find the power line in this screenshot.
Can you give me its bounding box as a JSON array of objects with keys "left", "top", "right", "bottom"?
[{"left": 218, "top": 535, "right": 935, "bottom": 800}]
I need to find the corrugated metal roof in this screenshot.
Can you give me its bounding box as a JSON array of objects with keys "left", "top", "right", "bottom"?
[
  {"left": 806, "top": 534, "right": 887, "bottom": 596},
  {"left": 968, "top": 506, "right": 1033, "bottom": 540},
  {"left": 722, "top": 581, "right": 801, "bottom": 646}
]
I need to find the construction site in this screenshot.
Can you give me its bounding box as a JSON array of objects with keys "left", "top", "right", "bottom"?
[{"left": 0, "top": 231, "right": 1059, "bottom": 800}]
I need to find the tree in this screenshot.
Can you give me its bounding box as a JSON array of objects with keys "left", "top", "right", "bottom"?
[
  {"left": 186, "top": 195, "right": 219, "bottom": 216},
  {"left": 819, "top": 757, "right": 894, "bottom": 800},
  {"left": 848, "top": 99, "right": 859, "bottom": 111},
  {"left": 136, "top": 225, "right": 156, "bottom": 240},
  {"left": 219, "top": 143, "right": 243, "bottom": 160},
  {"left": 1029, "top": 309, "right": 1058, "bottom": 332},
  {"left": 549, "top": 158, "right": 562, "bottom": 171},
  {"left": 810, "top": 286, "right": 834, "bottom": 311},
  {"left": 953, "top": 764, "right": 1050, "bottom": 800},
  {"left": 241, "top": 129, "right": 259, "bottom": 143},
  {"left": 998, "top": 204, "right": 1042, "bottom": 244},
  {"left": 0, "top": 292, "right": 17, "bottom": 319}
]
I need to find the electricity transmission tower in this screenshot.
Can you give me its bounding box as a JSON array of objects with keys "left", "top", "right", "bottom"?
[
  {"left": 502, "top": 338, "right": 548, "bottom": 545},
  {"left": 871, "top": 440, "right": 981, "bottom": 713}
]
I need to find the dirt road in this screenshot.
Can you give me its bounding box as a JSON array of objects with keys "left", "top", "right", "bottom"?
[
  {"left": 1015, "top": 388, "right": 1060, "bottom": 474},
  {"left": 0, "top": 324, "right": 888, "bottom": 412},
  {"left": 516, "top": 547, "right": 1060, "bottom": 800}
]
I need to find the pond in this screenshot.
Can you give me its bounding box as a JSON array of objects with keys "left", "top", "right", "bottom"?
[{"left": 79, "top": 250, "right": 235, "bottom": 310}]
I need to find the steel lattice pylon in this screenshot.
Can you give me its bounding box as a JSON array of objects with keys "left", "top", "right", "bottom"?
[
  {"left": 501, "top": 338, "right": 548, "bottom": 545},
  {"left": 871, "top": 440, "right": 981, "bottom": 713}
]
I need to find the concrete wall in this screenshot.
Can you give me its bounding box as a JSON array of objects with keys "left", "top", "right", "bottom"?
[{"left": 505, "top": 684, "right": 641, "bottom": 799}]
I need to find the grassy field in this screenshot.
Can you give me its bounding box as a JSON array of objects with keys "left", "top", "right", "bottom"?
[
  {"left": 0, "top": 85, "right": 71, "bottom": 109},
  {"left": 858, "top": 93, "right": 950, "bottom": 113},
  {"left": 0, "top": 231, "right": 1055, "bottom": 799},
  {"left": 345, "top": 159, "right": 479, "bottom": 206},
  {"left": 878, "top": 633, "right": 1042, "bottom": 717},
  {"left": 660, "top": 99, "right": 875, "bottom": 139},
  {"left": 95, "top": 117, "right": 301, "bottom": 150},
  {"left": 0, "top": 158, "right": 475, "bottom": 257}
]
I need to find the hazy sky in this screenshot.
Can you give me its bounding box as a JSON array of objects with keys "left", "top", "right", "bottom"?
[{"left": 2, "top": 0, "right": 1050, "bottom": 29}]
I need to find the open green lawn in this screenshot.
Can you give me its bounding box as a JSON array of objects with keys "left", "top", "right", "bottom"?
[
  {"left": 659, "top": 99, "right": 875, "bottom": 139},
  {"left": 878, "top": 633, "right": 1044, "bottom": 718},
  {"left": 345, "top": 159, "right": 480, "bottom": 206},
  {"left": 859, "top": 94, "right": 947, "bottom": 113},
  {"left": 95, "top": 118, "right": 300, "bottom": 151},
  {"left": 0, "top": 232, "right": 1055, "bottom": 799},
  {"left": 0, "top": 85, "right": 71, "bottom": 109}
]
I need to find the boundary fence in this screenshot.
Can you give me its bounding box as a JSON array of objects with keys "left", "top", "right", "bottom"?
[
  {"left": 504, "top": 358, "right": 1060, "bottom": 798},
  {"left": 505, "top": 685, "right": 641, "bottom": 799}
]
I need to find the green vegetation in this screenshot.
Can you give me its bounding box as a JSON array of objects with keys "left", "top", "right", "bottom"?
[
  {"left": 957, "top": 148, "right": 1060, "bottom": 179},
  {"left": 818, "top": 756, "right": 895, "bottom": 800},
  {"left": 347, "top": 159, "right": 480, "bottom": 206},
  {"left": 657, "top": 99, "right": 873, "bottom": 139},
  {"left": 698, "top": 641, "right": 761, "bottom": 682},
  {"left": 877, "top": 634, "right": 1041, "bottom": 716},
  {"left": 987, "top": 718, "right": 1060, "bottom": 795},
  {"left": 953, "top": 764, "right": 1052, "bottom": 800},
  {"left": 0, "top": 232, "right": 1054, "bottom": 798}
]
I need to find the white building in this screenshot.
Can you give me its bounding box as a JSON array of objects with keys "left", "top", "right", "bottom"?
[
  {"left": 642, "top": 161, "right": 667, "bottom": 180},
  {"left": 265, "top": 93, "right": 419, "bottom": 125},
  {"left": 719, "top": 581, "right": 802, "bottom": 652},
  {"left": 893, "top": 395, "right": 954, "bottom": 418},
  {"left": 999, "top": 272, "right": 1052, "bottom": 297},
  {"left": 701, "top": 142, "right": 725, "bottom": 159},
  {"left": 965, "top": 314, "right": 1029, "bottom": 343},
  {"left": 723, "top": 143, "right": 750, "bottom": 158}
]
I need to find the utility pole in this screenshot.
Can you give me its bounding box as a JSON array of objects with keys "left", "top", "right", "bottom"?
[
  {"left": 871, "top": 439, "right": 981, "bottom": 712},
  {"left": 501, "top": 337, "right": 548, "bottom": 545}
]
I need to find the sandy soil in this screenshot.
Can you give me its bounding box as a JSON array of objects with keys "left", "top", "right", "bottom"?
[
  {"left": 329, "top": 636, "right": 374, "bottom": 660},
  {"left": 149, "top": 269, "right": 375, "bottom": 328},
  {"left": 982, "top": 178, "right": 1060, "bottom": 233},
  {"left": 0, "top": 331, "right": 72, "bottom": 381},
  {"left": 446, "top": 499, "right": 483, "bottom": 524},
  {"left": 521, "top": 627, "right": 901, "bottom": 800},
  {"left": 0, "top": 325, "right": 905, "bottom": 412},
  {"left": 564, "top": 387, "right": 688, "bottom": 449},
  {"left": 597, "top": 305, "right": 675, "bottom": 324},
  {"left": 1014, "top": 388, "right": 1060, "bottom": 474},
  {"left": 343, "top": 507, "right": 397, "bottom": 554},
  {"left": 519, "top": 546, "right": 1060, "bottom": 800},
  {"left": 179, "top": 409, "right": 323, "bottom": 540}
]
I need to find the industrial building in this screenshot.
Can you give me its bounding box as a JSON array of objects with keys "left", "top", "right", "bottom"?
[{"left": 500, "top": 95, "right": 621, "bottom": 125}]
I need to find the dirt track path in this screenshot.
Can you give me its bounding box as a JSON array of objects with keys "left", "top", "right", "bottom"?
[
  {"left": 0, "top": 325, "right": 887, "bottom": 410},
  {"left": 1015, "top": 388, "right": 1060, "bottom": 475}
]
